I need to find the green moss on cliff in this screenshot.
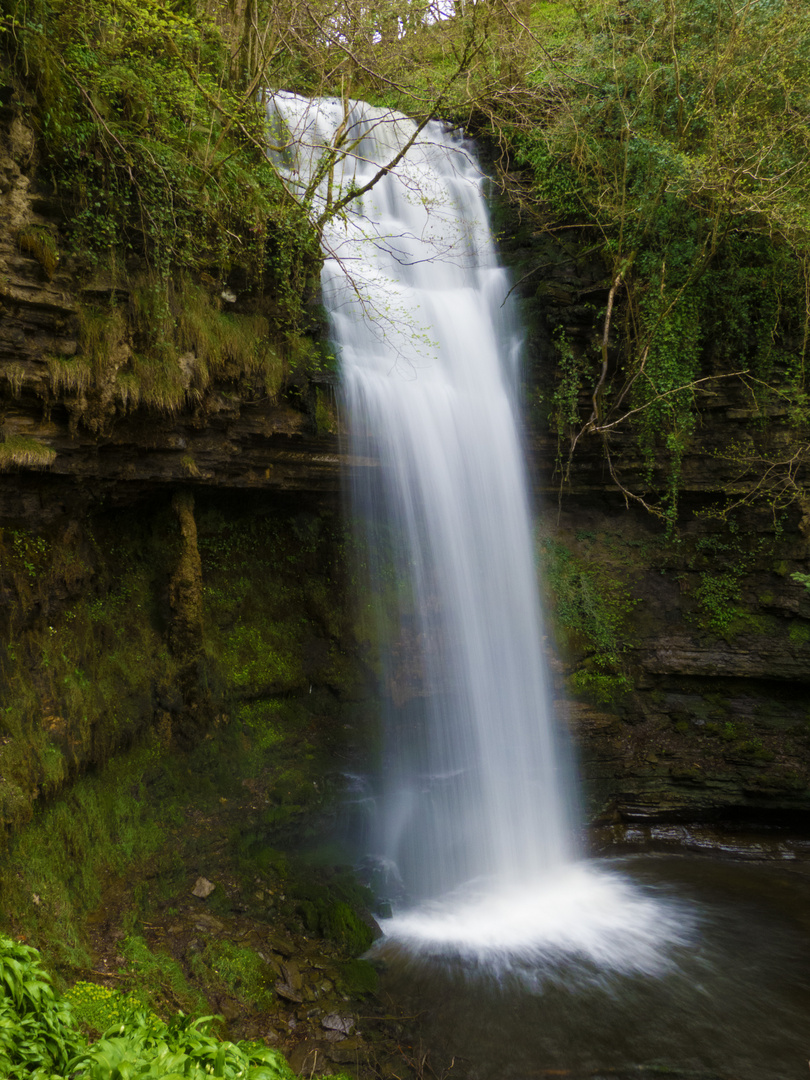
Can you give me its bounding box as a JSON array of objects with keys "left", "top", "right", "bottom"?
[
  {"left": 511, "top": 0, "right": 810, "bottom": 525},
  {"left": 1, "top": 0, "right": 324, "bottom": 423},
  {"left": 0, "top": 519, "right": 178, "bottom": 831},
  {"left": 538, "top": 533, "right": 637, "bottom": 703},
  {"left": 0, "top": 493, "right": 371, "bottom": 847}
]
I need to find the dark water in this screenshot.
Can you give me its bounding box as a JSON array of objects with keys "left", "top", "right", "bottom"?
[{"left": 375, "top": 855, "right": 810, "bottom": 1080}]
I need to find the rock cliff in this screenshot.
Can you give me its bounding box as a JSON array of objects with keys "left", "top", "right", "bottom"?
[
  {"left": 2, "top": 99, "right": 810, "bottom": 846},
  {"left": 508, "top": 210, "right": 810, "bottom": 837}
]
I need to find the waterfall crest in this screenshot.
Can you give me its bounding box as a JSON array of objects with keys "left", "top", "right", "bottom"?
[{"left": 270, "top": 94, "right": 691, "bottom": 972}]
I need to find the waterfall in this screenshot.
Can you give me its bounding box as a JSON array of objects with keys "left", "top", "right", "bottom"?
[{"left": 270, "top": 94, "right": 692, "bottom": 973}]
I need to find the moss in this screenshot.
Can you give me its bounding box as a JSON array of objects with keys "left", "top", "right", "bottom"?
[
  {"left": 737, "top": 739, "right": 776, "bottom": 762},
  {"left": 789, "top": 622, "right": 810, "bottom": 646},
  {"left": 199, "top": 941, "right": 274, "bottom": 1009},
  {"left": 337, "top": 959, "right": 378, "bottom": 997},
  {"left": 200, "top": 509, "right": 357, "bottom": 700},
  {"left": 321, "top": 902, "right": 374, "bottom": 955},
  {"left": 17, "top": 225, "right": 59, "bottom": 278},
  {"left": 539, "top": 534, "right": 637, "bottom": 703},
  {"left": 0, "top": 517, "right": 179, "bottom": 828},
  {"left": 0, "top": 743, "right": 167, "bottom": 967},
  {"left": 0, "top": 494, "right": 370, "bottom": 970},
  {"left": 122, "top": 933, "right": 208, "bottom": 1017},
  {"left": 0, "top": 436, "right": 57, "bottom": 470},
  {"left": 704, "top": 721, "right": 740, "bottom": 742},
  {"left": 724, "top": 613, "right": 777, "bottom": 637},
  {"left": 168, "top": 491, "right": 205, "bottom": 710},
  {"left": 222, "top": 621, "right": 306, "bottom": 695}
]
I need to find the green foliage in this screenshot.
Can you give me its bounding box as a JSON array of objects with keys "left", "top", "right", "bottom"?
[
  {"left": 199, "top": 942, "right": 273, "bottom": 1010},
  {"left": 1, "top": 0, "right": 322, "bottom": 421},
  {"left": 0, "top": 936, "right": 294, "bottom": 1080},
  {"left": 68, "top": 1009, "right": 293, "bottom": 1080},
  {"left": 0, "top": 933, "right": 83, "bottom": 1077},
  {"left": 689, "top": 519, "right": 771, "bottom": 637},
  {"left": 539, "top": 536, "right": 635, "bottom": 701},
  {"left": 121, "top": 935, "right": 208, "bottom": 1018},
  {"left": 4, "top": 0, "right": 298, "bottom": 277},
  {"left": 550, "top": 326, "right": 586, "bottom": 437},
  {"left": 694, "top": 569, "right": 745, "bottom": 634},
  {"left": 511, "top": 0, "right": 810, "bottom": 523},
  {"left": 314, "top": 386, "right": 338, "bottom": 435},
  {"left": 64, "top": 981, "right": 150, "bottom": 1036}
]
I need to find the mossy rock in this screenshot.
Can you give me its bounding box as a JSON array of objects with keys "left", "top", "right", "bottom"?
[
  {"left": 292, "top": 897, "right": 372, "bottom": 955},
  {"left": 322, "top": 901, "right": 374, "bottom": 955},
  {"left": 337, "top": 959, "right": 378, "bottom": 997}
]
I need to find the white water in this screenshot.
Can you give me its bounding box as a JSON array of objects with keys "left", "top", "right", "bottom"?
[{"left": 269, "top": 94, "right": 692, "bottom": 973}]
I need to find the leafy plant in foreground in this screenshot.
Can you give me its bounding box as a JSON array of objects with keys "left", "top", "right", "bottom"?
[
  {"left": 0, "top": 933, "right": 83, "bottom": 1077},
  {"left": 67, "top": 1007, "right": 294, "bottom": 1080},
  {"left": 0, "top": 934, "right": 297, "bottom": 1080}
]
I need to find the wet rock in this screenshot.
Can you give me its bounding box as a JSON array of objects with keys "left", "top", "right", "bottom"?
[
  {"left": 275, "top": 981, "right": 303, "bottom": 1004},
  {"left": 327, "top": 1036, "right": 364, "bottom": 1063},
  {"left": 322, "top": 1013, "right": 354, "bottom": 1035},
  {"left": 191, "top": 877, "right": 215, "bottom": 898},
  {"left": 267, "top": 932, "right": 295, "bottom": 956},
  {"left": 194, "top": 913, "right": 225, "bottom": 932},
  {"left": 281, "top": 961, "right": 302, "bottom": 991},
  {"left": 288, "top": 1040, "right": 330, "bottom": 1074}
]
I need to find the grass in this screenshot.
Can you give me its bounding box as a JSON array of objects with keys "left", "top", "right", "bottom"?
[
  {"left": 48, "top": 354, "right": 93, "bottom": 395},
  {"left": 17, "top": 224, "right": 59, "bottom": 277},
  {"left": 121, "top": 934, "right": 209, "bottom": 1017},
  {"left": 0, "top": 745, "right": 167, "bottom": 969},
  {"left": 1, "top": 940, "right": 294, "bottom": 1079},
  {"left": 0, "top": 435, "right": 57, "bottom": 469},
  {"left": 196, "top": 940, "right": 274, "bottom": 1010}
]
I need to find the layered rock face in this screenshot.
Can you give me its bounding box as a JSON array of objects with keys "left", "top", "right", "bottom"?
[
  {"left": 2, "top": 104, "right": 810, "bottom": 842},
  {"left": 511, "top": 220, "right": 810, "bottom": 837},
  {"left": 0, "top": 124, "right": 341, "bottom": 502},
  {"left": 0, "top": 108, "right": 373, "bottom": 832}
]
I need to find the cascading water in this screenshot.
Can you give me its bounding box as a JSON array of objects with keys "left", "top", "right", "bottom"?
[{"left": 270, "top": 93, "right": 691, "bottom": 974}]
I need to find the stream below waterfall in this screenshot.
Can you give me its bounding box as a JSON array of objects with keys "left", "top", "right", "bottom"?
[{"left": 376, "top": 853, "right": 810, "bottom": 1080}]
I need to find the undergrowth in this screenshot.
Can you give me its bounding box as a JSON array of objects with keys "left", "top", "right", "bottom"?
[
  {"left": 0, "top": 936, "right": 294, "bottom": 1079},
  {"left": 538, "top": 535, "right": 636, "bottom": 703}
]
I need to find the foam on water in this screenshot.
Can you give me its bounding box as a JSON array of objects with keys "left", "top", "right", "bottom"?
[{"left": 376, "top": 861, "right": 696, "bottom": 980}]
